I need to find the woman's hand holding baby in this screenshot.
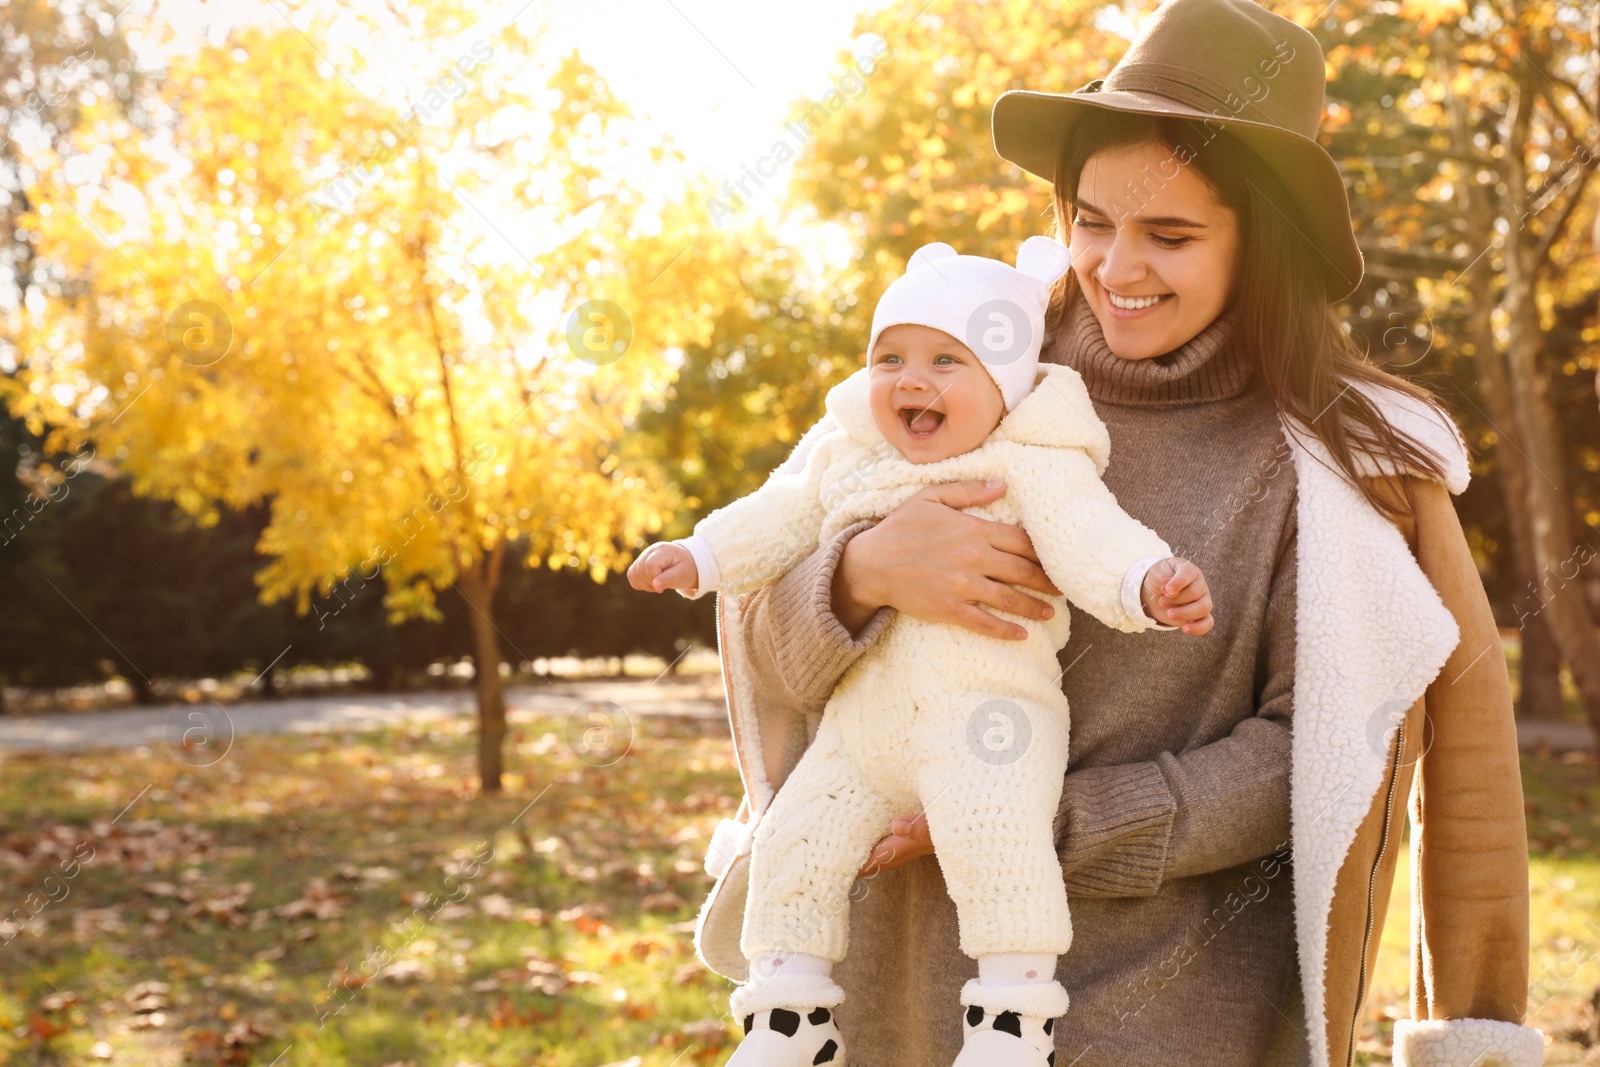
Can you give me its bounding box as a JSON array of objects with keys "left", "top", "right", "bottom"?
[
  {"left": 833, "top": 479, "right": 1064, "bottom": 641},
  {"left": 1140, "top": 557, "right": 1214, "bottom": 634},
  {"left": 858, "top": 813, "right": 935, "bottom": 876},
  {"left": 626, "top": 542, "right": 700, "bottom": 594}
]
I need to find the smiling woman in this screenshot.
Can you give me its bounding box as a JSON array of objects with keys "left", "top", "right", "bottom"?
[
  {"left": 698, "top": 1, "right": 1540, "bottom": 1065},
  {"left": 1047, "top": 105, "right": 1453, "bottom": 525},
  {"left": 1066, "top": 140, "right": 1240, "bottom": 360}
]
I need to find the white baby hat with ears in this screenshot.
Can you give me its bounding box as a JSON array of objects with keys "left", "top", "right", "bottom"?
[{"left": 866, "top": 236, "right": 1074, "bottom": 412}]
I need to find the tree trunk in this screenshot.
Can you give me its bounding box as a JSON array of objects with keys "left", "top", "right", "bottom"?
[
  {"left": 1442, "top": 58, "right": 1568, "bottom": 723},
  {"left": 1503, "top": 77, "right": 1600, "bottom": 754},
  {"left": 457, "top": 545, "right": 508, "bottom": 793},
  {"left": 1517, "top": 618, "right": 1569, "bottom": 721}
]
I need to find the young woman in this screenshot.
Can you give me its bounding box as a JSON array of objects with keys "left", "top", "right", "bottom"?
[{"left": 690, "top": 1, "right": 1539, "bottom": 1065}]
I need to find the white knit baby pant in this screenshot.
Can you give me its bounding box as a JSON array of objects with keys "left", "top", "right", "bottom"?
[{"left": 740, "top": 614, "right": 1076, "bottom": 964}]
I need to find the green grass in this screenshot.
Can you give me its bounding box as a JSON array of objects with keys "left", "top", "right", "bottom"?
[
  {"left": 0, "top": 714, "right": 744, "bottom": 1066},
  {"left": 0, "top": 718, "right": 1595, "bottom": 1065}
]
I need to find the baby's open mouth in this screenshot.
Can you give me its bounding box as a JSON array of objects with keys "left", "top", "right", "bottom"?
[{"left": 898, "top": 406, "right": 945, "bottom": 438}]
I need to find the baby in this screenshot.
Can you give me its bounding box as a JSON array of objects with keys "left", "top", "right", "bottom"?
[{"left": 629, "top": 237, "right": 1211, "bottom": 1067}]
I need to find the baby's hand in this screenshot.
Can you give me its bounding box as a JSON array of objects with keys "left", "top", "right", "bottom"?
[
  {"left": 1140, "top": 557, "right": 1214, "bottom": 635},
  {"left": 626, "top": 542, "right": 700, "bottom": 594}
]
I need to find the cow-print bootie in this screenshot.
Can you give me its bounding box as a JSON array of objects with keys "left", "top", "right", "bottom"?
[
  {"left": 725, "top": 1006, "right": 846, "bottom": 1066},
  {"left": 953, "top": 1003, "right": 1058, "bottom": 1067}
]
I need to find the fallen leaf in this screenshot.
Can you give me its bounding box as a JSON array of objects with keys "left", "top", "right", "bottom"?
[
  {"left": 224, "top": 1020, "right": 270, "bottom": 1047},
  {"left": 274, "top": 877, "right": 346, "bottom": 920},
  {"left": 378, "top": 959, "right": 428, "bottom": 983},
  {"left": 477, "top": 893, "right": 515, "bottom": 918},
  {"left": 680, "top": 1017, "right": 730, "bottom": 1043},
  {"left": 641, "top": 891, "right": 686, "bottom": 913},
  {"left": 126, "top": 982, "right": 171, "bottom": 1013},
  {"left": 186, "top": 884, "right": 253, "bottom": 926},
  {"left": 73, "top": 907, "right": 126, "bottom": 937}
]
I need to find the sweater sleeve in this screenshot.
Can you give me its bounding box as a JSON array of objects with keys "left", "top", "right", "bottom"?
[
  {"left": 1004, "top": 442, "right": 1173, "bottom": 633},
  {"left": 1052, "top": 520, "right": 1297, "bottom": 896},
  {"left": 735, "top": 519, "right": 895, "bottom": 716},
  {"left": 692, "top": 430, "right": 837, "bottom": 598}
]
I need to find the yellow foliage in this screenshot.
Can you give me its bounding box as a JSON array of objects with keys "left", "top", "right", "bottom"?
[
  {"left": 5, "top": 0, "right": 740, "bottom": 622},
  {"left": 1397, "top": 0, "right": 1467, "bottom": 35}
]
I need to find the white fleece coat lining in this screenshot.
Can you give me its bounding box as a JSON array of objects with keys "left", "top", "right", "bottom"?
[{"left": 692, "top": 377, "right": 1545, "bottom": 1067}]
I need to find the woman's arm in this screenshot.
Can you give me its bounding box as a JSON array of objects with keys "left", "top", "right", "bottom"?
[
  {"left": 1050, "top": 523, "right": 1298, "bottom": 896},
  {"left": 868, "top": 514, "right": 1300, "bottom": 884},
  {"left": 1403, "top": 476, "right": 1530, "bottom": 1025},
  {"left": 743, "top": 479, "right": 1068, "bottom": 708}
]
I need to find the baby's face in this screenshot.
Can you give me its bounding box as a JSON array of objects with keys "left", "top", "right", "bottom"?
[{"left": 868, "top": 324, "right": 1005, "bottom": 464}]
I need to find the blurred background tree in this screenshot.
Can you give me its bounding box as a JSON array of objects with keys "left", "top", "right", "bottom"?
[
  {"left": 1305, "top": 0, "right": 1600, "bottom": 741},
  {"left": 0, "top": 0, "right": 1595, "bottom": 780},
  {"left": 2, "top": 0, "right": 735, "bottom": 789}
]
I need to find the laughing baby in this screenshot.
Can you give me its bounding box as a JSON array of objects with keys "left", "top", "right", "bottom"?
[{"left": 628, "top": 236, "right": 1213, "bottom": 1067}]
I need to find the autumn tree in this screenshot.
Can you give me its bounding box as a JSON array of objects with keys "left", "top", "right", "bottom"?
[
  {"left": 647, "top": 0, "right": 1145, "bottom": 524},
  {"left": 5, "top": 0, "right": 735, "bottom": 790},
  {"left": 1306, "top": 0, "right": 1600, "bottom": 748},
  {"left": 788, "top": 0, "right": 1140, "bottom": 349},
  {"left": 1, "top": 0, "right": 144, "bottom": 337},
  {"left": 635, "top": 228, "right": 873, "bottom": 523}
]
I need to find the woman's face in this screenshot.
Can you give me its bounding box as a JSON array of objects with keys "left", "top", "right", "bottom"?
[{"left": 1068, "top": 140, "right": 1241, "bottom": 361}]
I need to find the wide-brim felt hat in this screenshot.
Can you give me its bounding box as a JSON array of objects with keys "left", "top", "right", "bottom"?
[{"left": 991, "top": 0, "right": 1364, "bottom": 301}]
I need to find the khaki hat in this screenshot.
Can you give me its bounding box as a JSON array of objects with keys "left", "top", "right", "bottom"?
[{"left": 991, "top": 0, "right": 1364, "bottom": 301}]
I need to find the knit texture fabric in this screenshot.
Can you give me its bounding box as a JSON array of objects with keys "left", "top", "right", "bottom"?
[
  {"left": 692, "top": 358, "right": 1176, "bottom": 1013},
  {"left": 738, "top": 294, "right": 1307, "bottom": 1066},
  {"left": 691, "top": 361, "right": 1160, "bottom": 607},
  {"left": 867, "top": 236, "right": 1073, "bottom": 412}
]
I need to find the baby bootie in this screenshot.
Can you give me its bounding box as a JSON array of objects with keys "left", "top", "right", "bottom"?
[
  {"left": 953, "top": 973, "right": 1066, "bottom": 1067},
  {"left": 953, "top": 1003, "right": 1057, "bottom": 1067},
  {"left": 726, "top": 961, "right": 846, "bottom": 1067},
  {"left": 726, "top": 1006, "right": 845, "bottom": 1066}
]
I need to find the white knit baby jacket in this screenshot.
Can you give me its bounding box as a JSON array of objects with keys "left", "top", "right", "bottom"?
[{"left": 692, "top": 362, "right": 1170, "bottom": 631}]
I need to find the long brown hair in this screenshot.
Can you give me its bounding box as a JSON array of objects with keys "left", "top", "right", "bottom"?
[{"left": 1044, "top": 108, "right": 1449, "bottom": 524}]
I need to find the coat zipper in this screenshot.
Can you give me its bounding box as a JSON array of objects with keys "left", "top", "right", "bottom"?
[{"left": 1348, "top": 718, "right": 1404, "bottom": 1067}]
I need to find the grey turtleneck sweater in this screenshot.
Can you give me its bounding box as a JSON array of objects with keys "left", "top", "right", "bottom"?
[{"left": 731, "top": 296, "right": 1309, "bottom": 1067}]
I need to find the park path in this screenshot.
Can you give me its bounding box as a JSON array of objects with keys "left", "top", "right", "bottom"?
[
  {"left": 0, "top": 677, "right": 727, "bottom": 753},
  {"left": 0, "top": 678, "right": 1589, "bottom": 755}
]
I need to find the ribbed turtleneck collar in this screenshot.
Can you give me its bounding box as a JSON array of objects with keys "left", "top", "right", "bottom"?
[{"left": 1044, "top": 294, "right": 1257, "bottom": 407}]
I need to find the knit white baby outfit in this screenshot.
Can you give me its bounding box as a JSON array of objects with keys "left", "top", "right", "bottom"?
[
  {"left": 867, "top": 236, "right": 1069, "bottom": 412},
  {"left": 674, "top": 239, "right": 1176, "bottom": 1026}
]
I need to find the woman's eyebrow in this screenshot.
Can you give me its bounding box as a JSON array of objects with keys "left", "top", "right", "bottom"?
[{"left": 1074, "top": 196, "right": 1208, "bottom": 229}]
